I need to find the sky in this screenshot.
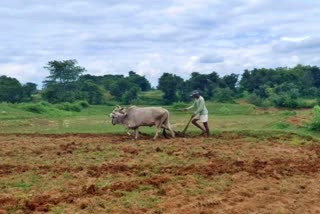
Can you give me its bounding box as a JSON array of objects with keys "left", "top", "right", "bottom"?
[{"left": 0, "top": 0, "right": 320, "bottom": 87}]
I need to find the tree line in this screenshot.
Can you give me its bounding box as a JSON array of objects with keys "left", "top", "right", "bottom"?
[{"left": 0, "top": 60, "right": 320, "bottom": 107}]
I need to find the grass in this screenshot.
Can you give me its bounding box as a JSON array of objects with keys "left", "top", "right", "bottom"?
[{"left": 0, "top": 101, "right": 319, "bottom": 139}]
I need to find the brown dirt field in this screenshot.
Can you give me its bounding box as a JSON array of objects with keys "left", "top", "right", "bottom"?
[{"left": 1, "top": 134, "right": 320, "bottom": 213}]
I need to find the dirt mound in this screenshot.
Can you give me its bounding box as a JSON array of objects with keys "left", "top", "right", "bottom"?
[
  {"left": 0, "top": 195, "right": 17, "bottom": 210},
  {"left": 87, "top": 163, "right": 140, "bottom": 177},
  {"left": 0, "top": 164, "right": 30, "bottom": 176}
]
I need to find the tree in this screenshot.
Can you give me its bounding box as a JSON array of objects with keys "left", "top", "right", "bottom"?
[
  {"left": 43, "top": 59, "right": 86, "bottom": 85},
  {"left": 0, "top": 75, "right": 22, "bottom": 103},
  {"left": 221, "top": 74, "right": 239, "bottom": 90},
  {"left": 213, "top": 87, "right": 235, "bottom": 103},
  {"left": 81, "top": 80, "right": 105, "bottom": 104},
  {"left": 21, "top": 82, "right": 37, "bottom": 102},
  {"left": 122, "top": 86, "right": 140, "bottom": 104},
  {"left": 109, "top": 79, "right": 135, "bottom": 101},
  {"left": 188, "top": 71, "right": 221, "bottom": 99},
  {"left": 158, "top": 73, "right": 183, "bottom": 104},
  {"left": 42, "top": 60, "right": 86, "bottom": 103},
  {"left": 128, "top": 71, "right": 151, "bottom": 91}
]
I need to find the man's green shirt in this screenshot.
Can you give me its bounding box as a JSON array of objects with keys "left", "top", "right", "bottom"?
[{"left": 186, "top": 96, "right": 208, "bottom": 115}]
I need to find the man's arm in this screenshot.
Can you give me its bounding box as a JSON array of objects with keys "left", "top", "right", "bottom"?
[{"left": 185, "top": 101, "right": 195, "bottom": 110}]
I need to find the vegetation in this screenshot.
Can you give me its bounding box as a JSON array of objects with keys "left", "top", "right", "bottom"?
[
  {"left": 1, "top": 101, "right": 319, "bottom": 139},
  {"left": 309, "top": 105, "right": 320, "bottom": 131},
  {"left": 0, "top": 59, "right": 320, "bottom": 110}
]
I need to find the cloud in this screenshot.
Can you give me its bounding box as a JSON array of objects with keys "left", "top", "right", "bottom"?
[
  {"left": 0, "top": 63, "right": 46, "bottom": 86},
  {"left": 1, "top": 0, "right": 320, "bottom": 86},
  {"left": 198, "top": 54, "right": 224, "bottom": 64},
  {"left": 273, "top": 36, "right": 320, "bottom": 53}
]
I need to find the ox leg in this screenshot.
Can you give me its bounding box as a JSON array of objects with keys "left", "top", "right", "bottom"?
[
  {"left": 153, "top": 126, "right": 161, "bottom": 140},
  {"left": 162, "top": 118, "right": 175, "bottom": 138},
  {"left": 166, "top": 123, "right": 175, "bottom": 138},
  {"left": 153, "top": 121, "right": 162, "bottom": 140},
  {"left": 134, "top": 128, "right": 139, "bottom": 140},
  {"left": 126, "top": 129, "right": 132, "bottom": 136}
]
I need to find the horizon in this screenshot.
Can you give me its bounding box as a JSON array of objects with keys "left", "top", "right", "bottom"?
[{"left": 1, "top": 0, "right": 320, "bottom": 87}]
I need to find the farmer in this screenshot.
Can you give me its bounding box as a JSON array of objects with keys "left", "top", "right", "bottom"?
[{"left": 183, "top": 90, "right": 210, "bottom": 136}]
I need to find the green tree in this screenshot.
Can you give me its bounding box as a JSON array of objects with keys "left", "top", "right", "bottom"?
[
  {"left": 43, "top": 59, "right": 86, "bottom": 85},
  {"left": 109, "top": 79, "right": 135, "bottom": 101},
  {"left": 42, "top": 60, "right": 86, "bottom": 103},
  {"left": 188, "top": 71, "right": 221, "bottom": 99},
  {"left": 221, "top": 74, "right": 238, "bottom": 90},
  {"left": 158, "top": 73, "right": 183, "bottom": 104},
  {"left": 128, "top": 71, "right": 151, "bottom": 91},
  {"left": 122, "top": 86, "right": 140, "bottom": 104},
  {"left": 21, "top": 82, "right": 37, "bottom": 102},
  {"left": 213, "top": 87, "right": 235, "bottom": 103},
  {"left": 81, "top": 80, "right": 105, "bottom": 104},
  {"left": 0, "top": 75, "right": 22, "bottom": 103}
]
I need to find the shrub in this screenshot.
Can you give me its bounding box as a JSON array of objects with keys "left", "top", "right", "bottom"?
[
  {"left": 56, "top": 102, "right": 82, "bottom": 112},
  {"left": 218, "top": 106, "right": 231, "bottom": 115},
  {"left": 246, "top": 94, "right": 264, "bottom": 107},
  {"left": 309, "top": 105, "right": 320, "bottom": 131},
  {"left": 76, "top": 101, "right": 90, "bottom": 108},
  {"left": 21, "top": 103, "right": 49, "bottom": 114}
]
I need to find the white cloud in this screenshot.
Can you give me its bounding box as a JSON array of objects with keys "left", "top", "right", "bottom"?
[
  {"left": 281, "top": 36, "right": 310, "bottom": 42},
  {"left": 1, "top": 0, "right": 320, "bottom": 86},
  {"left": 0, "top": 63, "right": 46, "bottom": 85}
]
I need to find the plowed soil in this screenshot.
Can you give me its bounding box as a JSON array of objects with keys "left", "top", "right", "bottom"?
[{"left": 1, "top": 133, "right": 320, "bottom": 213}]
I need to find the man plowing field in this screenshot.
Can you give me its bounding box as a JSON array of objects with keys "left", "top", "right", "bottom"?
[{"left": 183, "top": 90, "right": 210, "bottom": 137}]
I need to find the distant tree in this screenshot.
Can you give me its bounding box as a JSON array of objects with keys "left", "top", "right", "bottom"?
[
  {"left": 42, "top": 60, "right": 86, "bottom": 103},
  {"left": 221, "top": 74, "right": 239, "bottom": 90},
  {"left": 213, "top": 87, "right": 235, "bottom": 103},
  {"left": 177, "top": 81, "right": 192, "bottom": 102},
  {"left": 0, "top": 75, "right": 22, "bottom": 103},
  {"left": 309, "top": 66, "right": 320, "bottom": 88},
  {"left": 122, "top": 86, "right": 140, "bottom": 104},
  {"left": 188, "top": 71, "right": 221, "bottom": 99},
  {"left": 43, "top": 59, "right": 86, "bottom": 86},
  {"left": 81, "top": 80, "right": 105, "bottom": 104},
  {"left": 42, "top": 83, "right": 79, "bottom": 103},
  {"left": 109, "top": 79, "right": 135, "bottom": 101},
  {"left": 21, "top": 82, "right": 37, "bottom": 102},
  {"left": 128, "top": 71, "right": 151, "bottom": 91},
  {"left": 158, "top": 73, "right": 183, "bottom": 104}
]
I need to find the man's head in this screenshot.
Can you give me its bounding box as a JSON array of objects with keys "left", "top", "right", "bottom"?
[{"left": 190, "top": 90, "right": 200, "bottom": 98}]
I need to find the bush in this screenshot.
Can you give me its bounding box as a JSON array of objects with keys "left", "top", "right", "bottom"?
[
  {"left": 76, "top": 101, "right": 90, "bottom": 108},
  {"left": 56, "top": 102, "right": 82, "bottom": 112},
  {"left": 218, "top": 106, "right": 231, "bottom": 115},
  {"left": 309, "top": 105, "right": 320, "bottom": 131},
  {"left": 21, "top": 103, "right": 49, "bottom": 114},
  {"left": 246, "top": 94, "right": 264, "bottom": 107},
  {"left": 271, "top": 95, "right": 298, "bottom": 108}
]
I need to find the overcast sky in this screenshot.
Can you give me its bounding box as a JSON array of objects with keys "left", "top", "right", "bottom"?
[{"left": 1, "top": 0, "right": 320, "bottom": 87}]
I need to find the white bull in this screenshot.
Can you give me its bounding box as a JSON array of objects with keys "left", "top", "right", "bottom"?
[{"left": 110, "top": 106, "right": 175, "bottom": 140}]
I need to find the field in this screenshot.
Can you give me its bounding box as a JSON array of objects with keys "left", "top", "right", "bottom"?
[
  {"left": 1, "top": 102, "right": 320, "bottom": 213},
  {"left": 1, "top": 134, "right": 320, "bottom": 213}
]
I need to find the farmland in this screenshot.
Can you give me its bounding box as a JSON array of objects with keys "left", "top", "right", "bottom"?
[
  {"left": 1, "top": 133, "right": 320, "bottom": 213},
  {"left": 1, "top": 102, "right": 320, "bottom": 213}
]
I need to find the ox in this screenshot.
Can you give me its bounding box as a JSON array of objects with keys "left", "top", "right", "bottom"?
[{"left": 110, "top": 106, "right": 175, "bottom": 140}]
